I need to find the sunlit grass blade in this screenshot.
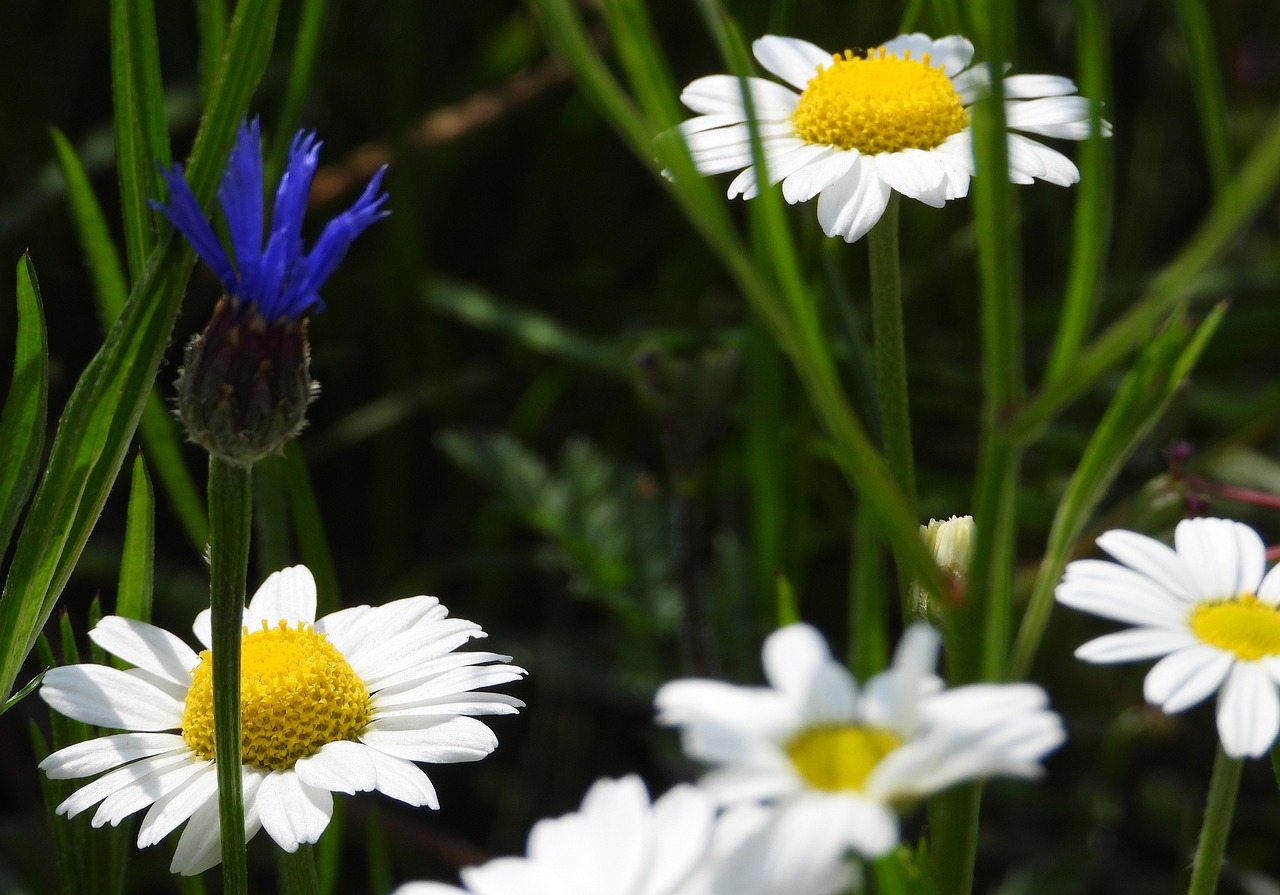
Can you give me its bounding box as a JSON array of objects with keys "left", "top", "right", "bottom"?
[
  {"left": 0, "top": 255, "right": 48, "bottom": 558},
  {"left": 111, "top": 0, "right": 171, "bottom": 283},
  {"left": 51, "top": 128, "right": 209, "bottom": 554},
  {"left": 1010, "top": 300, "right": 1226, "bottom": 678},
  {"left": 115, "top": 453, "right": 155, "bottom": 623},
  {"left": 0, "top": 0, "right": 285, "bottom": 705}
]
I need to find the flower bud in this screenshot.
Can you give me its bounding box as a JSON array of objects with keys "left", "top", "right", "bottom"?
[
  {"left": 921, "top": 514, "right": 974, "bottom": 578},
  {"left": 176, "top": 297, "right": 317, "bottom": 465}
]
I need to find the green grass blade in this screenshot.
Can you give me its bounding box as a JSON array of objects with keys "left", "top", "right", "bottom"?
[
  {"left": 1010, "top": 301, "right": 1227, "bottom": 678},
  {"left": 282, "top": 444, "right": 341, "bottom": 614},
  {"left": 1173, "top": 0, "right": 1233, "bottom": 195},
  {"left": 268, "top": 0, "right": 329, "bottom": 179},
  {"left": 1043, "top": 0, "right": 1113, "bottom": 382},
  {"left": 51, "top": 127, "right": 209, "bottom": 554},
  {"left": 196, "top": 0, "right": 228, "bottom": 102},
  {"left": 111, "top": 0, "right": 171, "bottom": 283},
  {"left": 115, "top": 453, "right": 155, "bottom": 623},
  {"left": 0, "top": 0, "right": 285, "bottom": 703},
  {"left": 0, "top": 255, "right": 48, "bottom": 557}
]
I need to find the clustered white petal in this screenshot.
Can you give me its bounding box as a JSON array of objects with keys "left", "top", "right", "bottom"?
[
  {"left": 38, "top": 565, "right": 526, "bottom": 875},
  {"left": 1057, "top": 516, "right": 1280, "bottom": 758}
]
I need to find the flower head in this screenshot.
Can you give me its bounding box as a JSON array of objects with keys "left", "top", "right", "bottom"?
[
  {"left": 154, "top": 118, "right": 388, "bottom": 321},
  {"left": 675, "top": 33, "right": 1109, "bottom": 242},
  {"left": 392, "top": 776, "right": 854, "bottom": 895},
  {"left": 1056, "top": 516, "right": 1280, "bottom": 758},
  {"left": 38, "top": 566, "right": 525, "bottom": 875},
  {"left": 154, "top": 119, "right": 388, "bottom": 464},
  {"left": 655, "top": 623, "right": 1064, "bottom": 858},
  {"left": 922, "top": 514, "right": 974, "bottom": 578}
]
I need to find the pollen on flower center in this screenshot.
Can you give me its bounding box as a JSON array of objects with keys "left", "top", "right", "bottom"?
[
  {"left": 1190, "top": 595, "right": 1280, "bottom": 662},
  {"left": 792, "top": 48, "right": 969, "bottom": 154},
  {"left": 181, "top": 621, "right": 371, "bottom": 771},
  {"left": 785, "top": 724, "right": 903, "bottom": 792}
]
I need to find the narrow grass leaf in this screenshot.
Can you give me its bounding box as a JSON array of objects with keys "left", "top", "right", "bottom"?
[
  {"left": 1173, "top": 0, "right": 1233, "bottom": 195},
  {"left": 0, "top": 255, "right": 48, "bottom": 557},
  {"left": 116, "top": 453, "right": 155, "bottom": 623}
]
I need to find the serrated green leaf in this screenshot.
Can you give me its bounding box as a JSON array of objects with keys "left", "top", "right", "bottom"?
[
  {"left": 0, "top": 255, "right": 48, "bottom": 557},
  {"left": 116, "top": 453, "right": 154, "bottom": 623}
]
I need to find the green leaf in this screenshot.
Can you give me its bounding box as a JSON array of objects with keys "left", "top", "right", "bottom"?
[
  {"left": 1, "top": 669, "right": 44, "bottom": 715},
  {"left": 0, "top": 255, "right": 48, "bottom": 557},
  {"left": 51, "top": 127, "right": 209, "bottom": 555},
  {"left": 111, "top": 0, "right": 172, "bottom": 283},
  {"left": 116, "top": 453, "right": 155, "bottom": 623}
]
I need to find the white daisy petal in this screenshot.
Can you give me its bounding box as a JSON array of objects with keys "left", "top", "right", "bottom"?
[
  {"left": 815, "top": 157, "right": 891, "bottom": 243},
  {"left": 752, "top": 35, "right": 833, "bottom": 90},
  {"left": 1093, "top": 528, "right": 1198, "bottom": 600},
  {"left": 1217, "top": 662, "right": 1280, "bottom": 758},
  {"left": 1259, "top": 563, "right": 1280, "bottom": 605},
  {"left": 1007, "top": 134, "right": 1079, "bottom": 186},
  {"left": 681, "top": 75, "right": 800, "bottom": 118},
  {"left": 137, "top": 766, "right": 219, "bottom": 847},
  {"left": 1001, "top": 73, "right": 1079, "bottom": 98},
  {"left": 1176, "top": 517, "right": 1265, "bottom": 599},
  {"left": 1055, "top": 558, "right": 1191, "bottom": 628},
  {"left": 781, "top": 151, "right": 856, "bottom": 204},
  {"left": 57, "top": 751, "right": 197, "bottom": 821},
  {"left": 1143, "top": 645, "right": 1234, "bottom": 713},
  {"left": 41, "top": 665, "right": 184, "bottom": 731},
  {"left": 879, "top": 33, "right": 937, "bottom": 65},
  {"left": 245, "top": 564, "right": 319, "bottom": 626},
  {"left": 1074, "top": 627, "right": 1198, "bottom": 663},
  {"left": 293, "top": 740, "right": 379, "bottom": 794},
  {"left": 361, "top": 715, "right": 499, "bottom": 763},
  {"left": 925, "top": 35, "right": 975, "bottom": 75},
  {"left": 257, "top": 771, "right": 333, "bottom": 852},
  {"left": 365, "top": 749, "right": 441, "bottom": 808},
  {"left": 640, "top": 784, "right": 716, "bottom": 895},
  {"left": 874, "top": 149, "right": 947, "bottom": 205},
  {"left": 88, "top": 617, "right": 200, "bottom": 686},
  {"left": 39, "top": 732, "right": 188, "bottom": 779}
]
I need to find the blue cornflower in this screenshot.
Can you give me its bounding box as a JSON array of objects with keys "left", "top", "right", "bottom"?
[
  {"left": 154, "top": 117, "right": 388, "bottom": 320},
  {"left": 157, "top": 119, "right": 388, "bottom": 465}
]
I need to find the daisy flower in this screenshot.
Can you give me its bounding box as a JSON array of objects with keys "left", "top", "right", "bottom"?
[
  {"left": 655, "top": 623, "right": 1064, "bottom": 858},
  {"left": 1056, "top": 516, "right": 1280, "bottom": 758},
  {"left": 392, "top": 776, "right": 854, "bottom": 895},
  {"left": 676, "top": 33, "right": 1109, "bottom": 242},
  {"left": 38, "top": 565, "right": 525, "bottom": 875}
]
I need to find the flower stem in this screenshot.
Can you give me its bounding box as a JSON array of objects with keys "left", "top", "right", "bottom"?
[
  {"left": 1186, "top": 746, "right": 1243, "bottom": 895},
  {"left": 278, "top": 843, "right": 321, "bottom": 895},
  {"left": 208, "top": 456, "right": 252, "bottom": 895},
  {"left": 867, "top": 194, "right": 916, "bottom": 513}
]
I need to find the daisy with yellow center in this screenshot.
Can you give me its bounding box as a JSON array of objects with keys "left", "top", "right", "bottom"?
[
  {"left": 655, "top": 623, "right": 1064, "bottom": 858},
  {"left": 1057, "top": 517, "right": 1280, "bottom": 758},
  {"left": 38, "top": 565, "right": 525, "bottom": 875},
  {"left": 676, "top": 33, "right": 1109, "bottom": 242}
]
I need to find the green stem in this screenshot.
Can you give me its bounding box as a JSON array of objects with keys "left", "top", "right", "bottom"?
[
  {"left": 928, "top": 783, "right": 982, "bottom": 895},
  {"left": 278, "top": 843, "right": 321, "bottom": 895},
  {"left": 867, "top": 193, "right": 917, "bottom": 522},
  {"left": 872, "top": 850, "right": 911, "bottom": 895},
  {"left": 1186, "top": 746, "right": 1243, "bottom": 895},
  {"left": 208, "top": 457, "right": 252, "bottom": 895}
]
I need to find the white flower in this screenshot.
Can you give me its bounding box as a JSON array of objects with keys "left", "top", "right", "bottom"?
[
  {"left": 392, "top": 776, "right": 854, "bottom": 895},
  {"left": 1056, "top": 516, "right": 1280, "bottom": 758},
  {"left": 675, "top": 33, "right": 1109, "bottom": 242},
  {"left": 38, "top": 565, "right": 526, "bottom": 875},
  {"left": 655, "top": 623, "right": 1064, "bottom": 858}
]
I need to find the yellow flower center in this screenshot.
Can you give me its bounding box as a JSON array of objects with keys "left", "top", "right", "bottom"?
[
  {"left": 1190, "top": 594, "right": 1280, "bottom": 662},
  {"left": 181, "top": 621, "right": 372, "bottom": 771},
  {"left": 785, "top": 724, "right": 903, "bottom": 792},
  {"left": 792, "top": 48, "right": 969, "bottom": 154}
]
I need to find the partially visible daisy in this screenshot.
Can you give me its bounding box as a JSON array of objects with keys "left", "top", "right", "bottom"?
[
  {"left": 675, "top": 33, "right": 1109, "bottom": 242},
  {"left": 391, "top": 776, "right": 854, "bottom": 895},
  {"left": 1057, "top": 516, "right": 1280, "bottom": 758},
  {"left": 655, "top": 623, "right": 1064, "bottom": 858},
  {"left": 38, "top": 565, "right": 525, "bottom": 875}
]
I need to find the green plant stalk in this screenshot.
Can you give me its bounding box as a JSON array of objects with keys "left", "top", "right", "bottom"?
[
  {"left": 278, "top": 843, "right": 321, "bottom": 895},
  {"left": 867, "top": 194, "right": 918, "bottom": 619},
  {"left": 208, "top": 457, "right": 252, "bottom": 895},
  {"left": 1043, "top": 0, "right": 1112, "bottom": 382},
  {"left": 872, "top": 850, "right": 912, "bottom": 895},
  {"left": 928, "top": 783, "right": 982, "bottom": 895},
  {"left": 1186, "top": 746, "right": 1243, "bottom": 895}
]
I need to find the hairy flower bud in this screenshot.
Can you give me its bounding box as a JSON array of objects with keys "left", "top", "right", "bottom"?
[{"left": 176, "top": 298, "right": 317, "bottom": 465}]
